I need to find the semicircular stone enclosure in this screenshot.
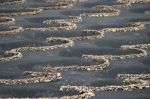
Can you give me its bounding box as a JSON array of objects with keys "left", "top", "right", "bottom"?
[{"left": 0, "top": 0, "right": 150, "bottom": 98}]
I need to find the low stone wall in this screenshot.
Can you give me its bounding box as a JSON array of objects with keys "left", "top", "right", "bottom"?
[
  {"left": 38, "top": 0, "right": 88, "bottom": 10},
  {"left": 0, "top": 37, "right": 74, "bottom": 61},
  {"left": 145, "top": 10, "right": 150, "bottom": 14},
  {"left": 116, "top": 0, "right": 150, "bottom": 4},
  {"left": 0, "top": 1, "right": 150, "bottom": 98},
  {"left": 60, "top": 74, "right": 150, "bottom": 98},
  {"left": 0, "top": 26, "right": 23, "bottom": 35},
  {"left": 0, "top": 17, "right": 15, "bottom": 25},
  {"left": 80, "top": 5, "right": 120, "bottom": 17},
  {"left": 70, "top": 22, "right": 148, "bottom": 41},
  {"left": 0, "top": 21, "right": 149, "bottom": 89},
  {"left": 25, "top": 5, "right": 121, "bottom": 32},
  {"left": 34, "top": 43, "right": 150, "bottom": 80},
  {"left": 20, "top": 4, "right": 120, "bottom": 32},
  {"left": 43, "top": 57, "right": 109, "bottom": 72},
  {"left": 26, "top": 16, "right": 82, "bottom": 32},
  {"left": 39, "top": 3, "right": 74, "bottom": 10},
  {"left": 0, "top": 0, "right": 26, "bottom": 6},
  {"left": 0, "top": 21, "right": 150, "bottom": 87},
  {"left": 114, "top": 0, "right": 150, "bottom": 8},
  {"left": 0, "top": 8, "right": 43, "bottom": 17},
  {"left": 0, "top": 72, "right": 61, "bottom": 85}
]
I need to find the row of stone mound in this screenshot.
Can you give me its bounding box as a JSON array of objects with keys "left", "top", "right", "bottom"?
[
  {"left": 0, "top": 17, "right": 15, "bottom": 25},
  {"left": 0, "top": 0, "right": 88, "bottom": 10},
  {"left": 1, "top": 0, "right": 149, "bottom": 8},
  {"left": 0, "top": 23, "right": 149, "bottom": 99},
  {"left": 0, "top": 16, "right": 81, "bottom": 35},
  {"left": 0, "top": 21, "right": 150, "bottom": 98},
  {"left": 0, "top": 21, "right": 149, "bottom": 61},
  {"left": 1, "top": 5, "right": 149, "bottom": 35},
  {"left": 0, "top": 0, "right": 26, "bottom": 6},
  {"left": 0, "top": 0, "right": 150, "bottom": 98},
  {"left": 58, "top": 74, "right": 150, "bottom": 99}
]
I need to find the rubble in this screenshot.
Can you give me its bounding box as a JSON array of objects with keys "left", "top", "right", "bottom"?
[{"left": 0, "top": 17, "right": 15, "bottom": 25}]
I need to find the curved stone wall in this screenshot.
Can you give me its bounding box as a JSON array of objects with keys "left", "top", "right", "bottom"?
[
  {"left": 0, "top": 0, "right": 150, "bottom": 98},
  {"left": 0, "top": 8, "right": 43, "bottom": 17},
  {"left": 0, "top": 37, "right": 74, "bottom": 61},
  {"left": 0, "top": 17, "right": 15, "bottom": 25},
  {"left": 0, "top": 26, "right": 23, "bottom": 35},
  {"left": 0, "top": 0, "right": 26, "bottom": 6}
]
